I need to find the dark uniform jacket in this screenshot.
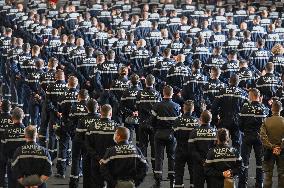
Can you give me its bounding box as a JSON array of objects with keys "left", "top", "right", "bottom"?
[
  {"left": 174, "top": 112, "right": 198, "bottom": 152},
  {"left": 100, "top": 141, "right": 148, "bottom": 187},
  {"left": 85, "top": 117, "right": 117, "bottom": 160},
  {"left": 151, "top": 98, "right": 181, "bottom": 130},
  {"left": 188, "top": 124, "right": 217, "bottom": 165},
  {"left": 2, "top": 123, "right": 25, "bottom": 160},
  {"left": 239, "top": 101, "right": 269, "bottom": 135},
  {"left": 204, "top": 144, "right": 242, "bottom": 188},
  {"left": 11, "top": 142, "right": 52, "bottom": 185}
]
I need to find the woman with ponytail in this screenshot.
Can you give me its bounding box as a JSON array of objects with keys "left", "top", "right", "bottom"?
[{"left": 204, "top": 128, "right": 242, "bottom": 188}]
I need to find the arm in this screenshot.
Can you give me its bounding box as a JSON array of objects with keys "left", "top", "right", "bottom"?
[
  {"left": 100, "top": 149, "right": 117, "bottom": 187},
  {"left": 204, "top": 150, "right": 224, "bottom": 177},
  {"left": 188, "top": 131, "right": 204, "bottom": 164},
  {"left": 134, "top": 148, "right": 148, "bottom": 186},
  {"left": 260, "top": 121, "right": 275, "bottom": 150}
]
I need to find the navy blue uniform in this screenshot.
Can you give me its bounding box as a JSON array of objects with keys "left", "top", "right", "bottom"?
[
  {"left": 188, "top": 124, "right": 217, "bottom": 188},
  {"left": 212, "top": 86, "right": 248, "bottom": 151},
  {"left": 56, "top": 88, "right": 78, "bottom": 176},
  {"left": 151, "top": 98, "right": 181, "bottom": 184},
  {"left": 239, "top": 101, "right": 269, "bottom": 187},
  {"left": 204, "top": 144, "right": 242, "bottom": 188},
  {"left": 249, "top": 48, "right": 271, "bottom": 72},
  {"left": 166, "top": 62, "right": 191, "bottom": 91},
  {"left": 45, "top": 80, "right": 67, "bottom": 160},
  {"left": 256, "top": 73, "right": 281, "bottom": 105},
  {"left": 120, "top": 84, "right": 142, "bottom": 142},
  {"left": 174, "top": 112, "right": 198, "bottom": 188},
  {"left": 69, "top": 101, "right": 88, "bottom": 188},
  {"left": 2, "top": 123, "right": 25, "bottom": 188},
  {"left": 85, "top": 117, "right": 117, "bottom": 188},
  {"left": 0, "top": 113, "right": 12, "bottom": 187},
  {"left": 11, "top": 141, "right": 52, "bottom": 188},
  {"left": 136, "top": 86, "right": 161, "bottom": 170},
  {"left": 100, "top": 141, "right": 148, "bottom": 188}
]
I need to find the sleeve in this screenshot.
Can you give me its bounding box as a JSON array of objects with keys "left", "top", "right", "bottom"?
[
  {"left": 188, "top": 130, "right": 204, "bottom": 164},
  {"left": 134, "top": 148, "right": 148, "bottom": 186},
  {"left": 260, "top": 121, "right": 274, "bottom": 149},
  {"left": 204, "top": 149, "right": 224, "bottom": 177},
  {"left": 151, "top": 104, "right": 158, "bottom": 128},
  {"left": 11, "top": 148, "right": 23, "bottom": 179},
  {"left": 100, "top": 149, "right": 117, "bottom": 187},
  {"left": 42, "top": 150, "right": 53, "bottom": 177},
  {"left": 230, "top": 150, "right": 242, "bottom": 176},
  {"left": 85, "top": 131, "right": 100, "bottom": 160},
  {"left": 239, "top": 105, "right": 247, "bottom": 132}
]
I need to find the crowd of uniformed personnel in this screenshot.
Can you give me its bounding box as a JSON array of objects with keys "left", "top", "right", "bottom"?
[{"left": 0, "top": 0, "right": 284, "bottom": 187}]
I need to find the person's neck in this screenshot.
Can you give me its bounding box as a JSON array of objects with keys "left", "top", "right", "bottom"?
[
  {"left": 164, "top": 96, "right": 172, "bottom": 99},
  {"left": 117, "top": 139, "right": 128, "bottom": 144},
  {"left": 26, "top": 139, "right": 35, "bottom": 143},
  {"left": 101, "top": 116, "right": 110, "bottom": 119},
  {"left": 13, "top": 121, "right": 22, "bottom": 124},
  {"left": 272, "top": 112, "right": 280, "bottom": 116}
]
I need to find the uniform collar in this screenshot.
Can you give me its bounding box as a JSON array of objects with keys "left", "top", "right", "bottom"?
[
  {"left": 163, "top": 98, "right": 172, "bottom": 101},
  {"left": 117, "top": 140, "right": 129, "bottom": 145}
]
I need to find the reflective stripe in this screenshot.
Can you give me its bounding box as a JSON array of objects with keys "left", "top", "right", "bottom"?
[
  {"left": 151, "top": 110, "right": 157, "bottom": 116},
  {"left": 239, "top": 113, "right": 267, "bottom": 118},
  {"left": 101, "top": 154, "right": 147, "bottom": 164},
  {"left": 70, "top": 175, "right": 79, "bottom": 179},
  {"left": 188, "top": 137, "right": 217, "bottom": 143},
  {"left": 168, "top": 171, "right": 175, "bottom": 174},
  {"left": 205, "top": 157, "right": 242, "bottom": 164},
  {"left": 157, "top": 116, "right": 178, "bottom": 121},
  {"left": 76, "top": 128, "right": 87, "bottom": 133},
  {"left": 57, "top": 158, "right": 67, "bottom": 162},
  {"left": 256, "top": 165, "right": 262, "bottom": 168},
  {"left": 154, "top": 171, "right": 162, "bottom": 174},
  {"left": 256, "top": 84, "right": 280, "bottom": 87},
  {"left": 2, "top": 138, "right": 25, "bottom": 143},
  {"left": 86, "top": 130, "right": 115, "bottom": 135},
  {"left": 137, "top": 100, "right": 160, "bottom": 103},
  {"left": 121, "top": 96, "right": 136, "bottom": 100},
  {"left": 11, "top": 155, "right": 52, "bottom": 167},
  {"left": 174, "top": 127, "right": 195, "bottom": 131},
  {"left": 174, "top": 184, "right": 184, "bottom": 188}
]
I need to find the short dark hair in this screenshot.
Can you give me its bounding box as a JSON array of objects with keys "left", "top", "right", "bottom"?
[
  {"left": 183, "top": 100, "right": 194, "bottom": 112},
  {"left": 101, "top": 104, "right": 112, "bottom": 117},
  {"left": 12, "top": 107, "right": 24, "bottom": 121},
  {"left": 249, "top": 88, "right": 261, "bottom": 97},
  {"left": 78, "top": 89, "right": 89, "bottom": 100},
  {"left": 87, "top": 98, "right": 98, "bottom": 113},
  {"left": 116, "top": 126, "right": 130, "bottom": 141},
  {"left": 146, "top": 74, "right": 155, "bottom": 86},
  {"left": 192, "top": 60, "right": 201, "bottom": 69},
  {"left": 272, "top": 100, "right": 282, "bottom": 112},
  {"left": 107, "top": 50, "right": 115, "bottom": 60},
  {"left": 163, "top": 48, "right": 171, "bottom": 57},
  {"left": 163, "top": 85, "right": 173, "bottom": 97},
  {"left": 200, "top": 110, "right": 212, "bottom": 124},
  {"left": 1, "top": 100, "right": 11, "bottom": 113},
  {"left": 211, "top": 66, "right": 221, "bottom": 76},
  {"left": 25, "top": 125, "right": 37, "bottom": 140},
  {"left": 265, "top": 62, "right": 274, "bottom": 72},
  {"left": 229, "top": 74, "right": 239, "bottom": 86},
  {"left": 217, "top": 128, "right": 229, "bottom": 144},
  {"left": 130, "top": 74, "right": 139, "bottom": 85}
]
